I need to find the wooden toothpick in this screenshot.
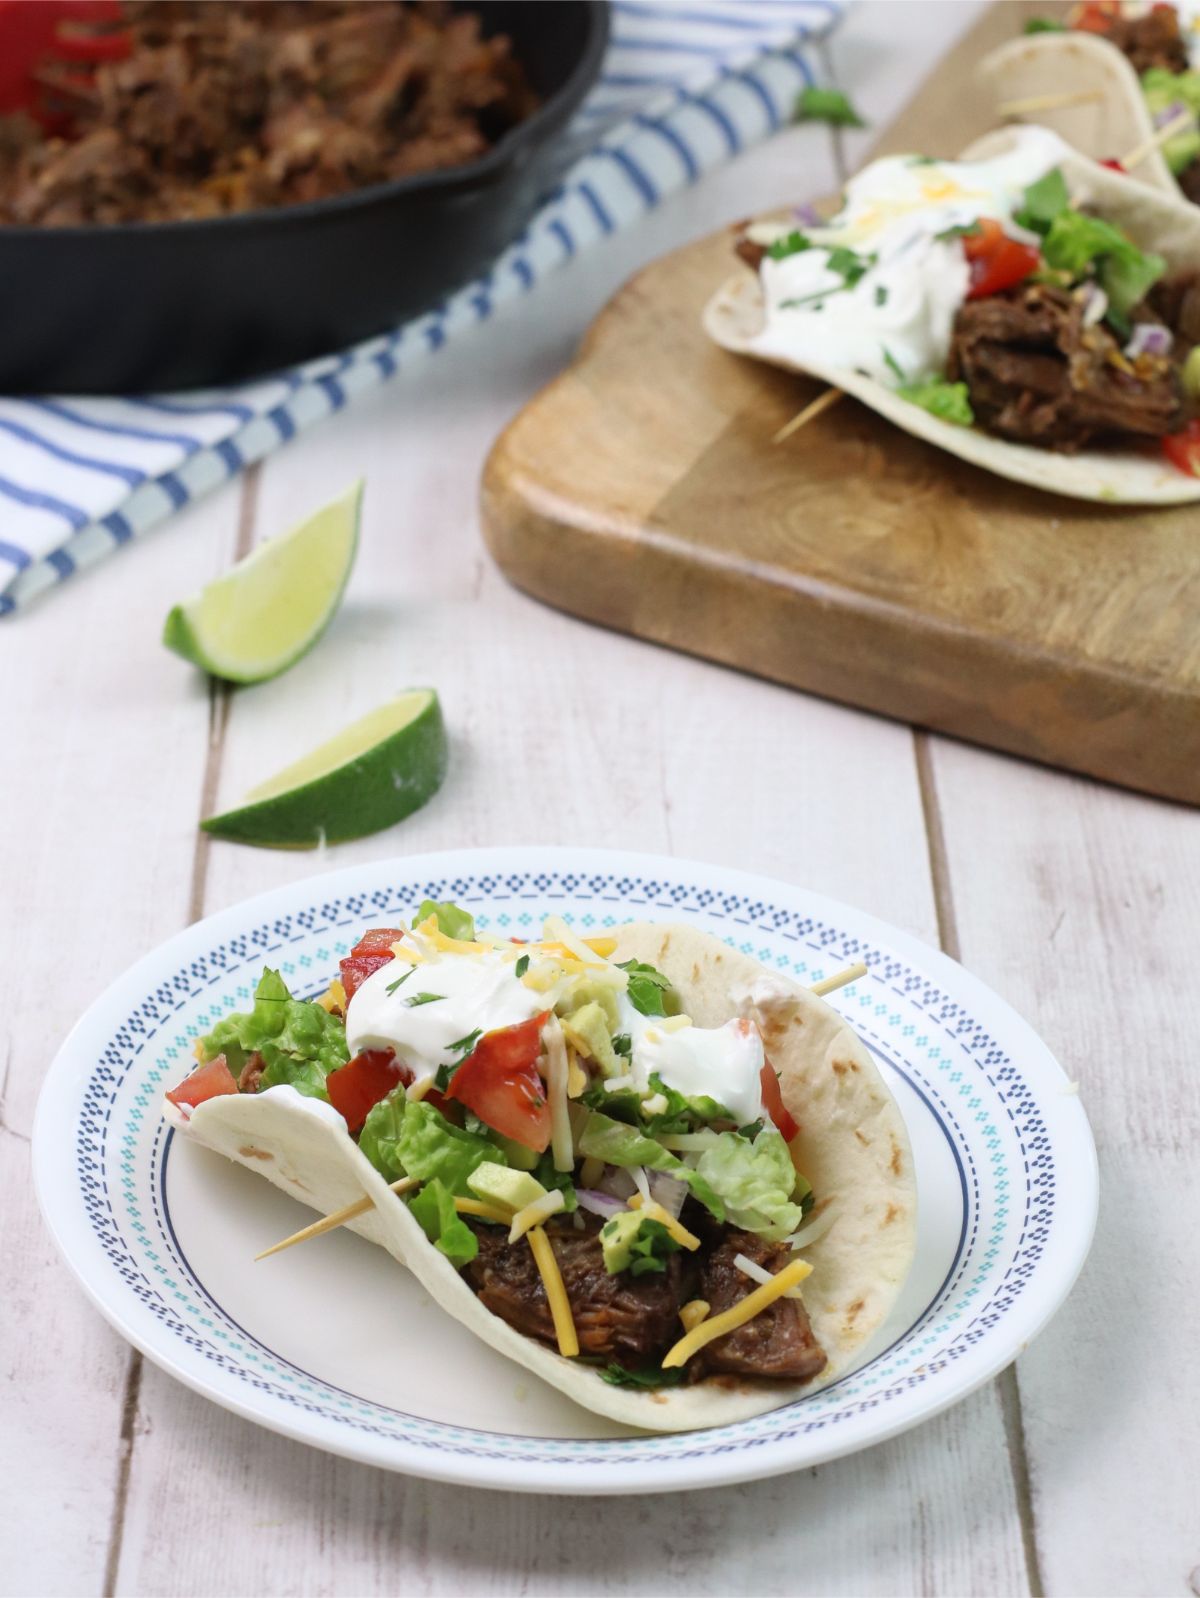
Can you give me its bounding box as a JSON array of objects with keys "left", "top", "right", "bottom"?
[
  {"left": 809, "top": 961, "right": 868, "bottom": 996},
  {"left": 255, "top": 1175, "right": 416, "bottom": 1260},
  {"left": 997, "top": 88, "right": 1103, "bottom": 117},
  {"left": 1120, "top": 105, "right": 1195, "bottom": 174},
  {"left": 773, "top": 386, "right": 845, "bottom": 444}
]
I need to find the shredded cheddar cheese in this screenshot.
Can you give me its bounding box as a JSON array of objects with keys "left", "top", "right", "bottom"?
[
  {"left": 452, "top": 1198, "right": 512, "bottom": 1225},
  {"left": 316, "top": 978, "right": 346, "bottom": 1013},
  {"left": 508, "top": 1189, "right": 565, "bottom": 1243},
  {"left": 405, "top": 1073, "right": 436, "bottom": 1103},
  {"left": 661, "top": 1259, "right": 814, "bottom": 1368},
  {"left": 679, "top": 1299, "right": 710, "bottom": 1333},
  {"left": 527, "top": 1224, "right": 579, "bottom": 1357},
  {"left": 626, "top": 1195, "right": 701, "bottom": 1251}
]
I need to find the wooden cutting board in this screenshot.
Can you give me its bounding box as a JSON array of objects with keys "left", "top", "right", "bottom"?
[{"left": 480, "top": 3, "right": 1200, "bottom": 806}]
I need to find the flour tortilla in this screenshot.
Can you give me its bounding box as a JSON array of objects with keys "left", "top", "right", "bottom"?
[
  {"left": 978, "top": 33, "right": 1179, "bottom": 200},
  {"left": 703, "top": 126, "right": 1200, "bottom": 505},
  {"left": 164, "top": 923, "right": 916, "bottom": 1433}
]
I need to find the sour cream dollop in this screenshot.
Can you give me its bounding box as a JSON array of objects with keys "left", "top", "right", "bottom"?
[
  {"left": 612, "top": 999, "right": 767, "bottom": 1127},
  {"left": 346, "top": 947, "right": 544, "bottom": 1074},
  {"left": 747, "top": 126, "right": 1068, "bottom": 387}
]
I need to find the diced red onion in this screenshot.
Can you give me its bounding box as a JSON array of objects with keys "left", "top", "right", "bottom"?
[
  {"left": 576, "top": 1189, "right": 625, "bottom": 1219},
  {"left": 1125, "top": 323, "right": 1173, "bottom": 359},
  {"left": 792, "top": 202, "right": 821, "bottom": 227},
  {"left": 648, "top": 1172, "right": 688, "bottom": 1219},
  {"left": 1078, "top": 282, "right": 1107, "bottom": 327},
  {"left": 597, "top": 1166, "right": 637, "bottom": 1201},
  {"left": 1155, "top": 100, "right": 1189, "bottom": 130}
]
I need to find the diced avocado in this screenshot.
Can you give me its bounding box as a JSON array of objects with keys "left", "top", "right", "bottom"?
[
  {"left": 599, "top": 1210, "right": 644, "bottom": 1273},
  {"left": 467, "top": 1163, "right": 548, "bottom": 1211},
  {"left": 490, "top": 1134, "right": 540, "bottom": 1172},
  {"left": 562, "top": 1001, "right": 619, "bottom": 1077},
  {"left": 560, "top": 978, "right": 620, "bottom": 1030}
]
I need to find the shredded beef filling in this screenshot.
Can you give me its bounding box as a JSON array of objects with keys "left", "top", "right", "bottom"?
[
  {"left": 1107, "top": 7, "right": 1190, "bottom": 75},
  {"left": 946, "top": 281, "right": 1184, "bottom": 451},
  {"left": 462, "top": 1214, "right": 828, "bottom": 1384},
  {"left": 463, "top": 1214, "right": 690, "bottom": 1367},
  {"left": 692, "top": 1230, "right": 828, "bottom": 1383},
  {"left": 0, "top": 1, "right": 538, "bottom": 225}
]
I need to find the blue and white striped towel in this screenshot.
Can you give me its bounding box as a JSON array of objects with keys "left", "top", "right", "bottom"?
[{"left": 0, "top": 0, "right": 840, "bottom": 616}]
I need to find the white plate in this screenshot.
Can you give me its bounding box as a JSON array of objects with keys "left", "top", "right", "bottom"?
[{"left": 34, "top": 847, "right": 1097, "bottom": 1494}]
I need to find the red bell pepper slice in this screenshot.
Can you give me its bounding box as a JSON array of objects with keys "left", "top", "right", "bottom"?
[
  {"left": 166, "top": 1055, "right": 238, "bottom": 1112},
  {"left": 445, "top": 1013, "right": 552, "bottom": 1152}
]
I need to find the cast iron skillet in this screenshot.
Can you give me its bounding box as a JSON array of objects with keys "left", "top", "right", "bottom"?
[{"left": 0, "top": 0, "right": 609, "bottom": 393}]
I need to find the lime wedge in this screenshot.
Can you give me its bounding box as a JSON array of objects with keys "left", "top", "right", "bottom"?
[
  {"left": 202, "top": 690, "right": 447, "bottom": 848},
  {"left": 163, "top": 481, "right": 363, "bottom": 683}
]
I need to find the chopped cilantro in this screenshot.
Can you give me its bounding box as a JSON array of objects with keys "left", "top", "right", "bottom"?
[
  {"left": 385, "top": 967, "right": 415, "bottom": 996},
  {"left": 599, "top": 1362, "right": 686, "bottom": 1390},
  {"left": 617, "top": 959, "right": 673, "bottom": 1018},
  {"left": 448, "top": 1029, "right": 481, "bottom": 1058},
  {"left": 405, "top": 992, "right": 445, "bottom": 1008},
  {"left": 827, "top": 245, "right": 874, "bottom": 287},
  {"left": 612, "top": 1033, "right": 632, "bottom": 1060},
  {"left": 514, "top": 954, "right": 530, "bottom": 978},
  {"left": 874, "top": 284, "right": 889, "bottom": 307},
  {"left": 935, "top": 220, "right": 982, "bottom": 243},
  {"left": 882, "top": 346, "right": 906, "bottom": 382},
  {"left": 766, "top": 229, "right": 812, "bottom": 261},
  {"left": 794, "top": 85, "right": 865, "bottom": 128},
  {"left": 1023, "top": 16, "right": 1065, "bottom": 32}
]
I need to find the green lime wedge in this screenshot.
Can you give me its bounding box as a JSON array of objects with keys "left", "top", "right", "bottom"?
[
  {"left": 202, "top": 690, "right": 447, "bottom": 848},
  {"left": 163, "top": 480, "right": 363, "bottom": 683}
]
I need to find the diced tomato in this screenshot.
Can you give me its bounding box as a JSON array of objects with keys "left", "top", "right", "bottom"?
[
  {"left": 1100, "top": 158, "right": 1126, "bottom": 172},
  {"left": 339, "top": 927, "right": 404, "bottom": 1002},
  {"left": 760, "top": 1058, "right": 800, "bottom": 1143},
  {"left": 963, "top": 219, "right": 1041, "bottom": 301},
  {"left": 1069, "top": 1, "right": 1118, "bottom": 34},
  {"left": 166, "top": 1055, "right": 238, "bottom": 1112},
  {"left": 445, "top": 1012, "right": 552, "bottom": 1152},
  {"left": 326, "top": 1047, "right": 410, "bottom": 1133},
  {"left": 1161, "top": 420, "right": 1200, "bottom": 477}
]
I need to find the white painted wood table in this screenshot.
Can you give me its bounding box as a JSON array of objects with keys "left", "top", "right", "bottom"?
[{"left": 3, "top": 6, "right": 1198, "bottom": 1594}]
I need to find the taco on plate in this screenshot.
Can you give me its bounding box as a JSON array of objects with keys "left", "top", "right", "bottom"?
[
  {"left": 704, "top": 125, "right": 1200, "bottom": 502},
  {"left": 163, "top": 903, "right": 915, "bottom": 1432},
  {"left": 980, "top": 4, "right": 1200, "bottom": 204}
]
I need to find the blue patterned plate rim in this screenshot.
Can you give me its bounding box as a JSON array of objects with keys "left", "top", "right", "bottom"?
[{"left": 32, "top": 846, "right": 1098, "bottom": 1494}]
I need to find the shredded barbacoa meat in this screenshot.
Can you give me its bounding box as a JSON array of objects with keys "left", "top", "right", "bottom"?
[
  {"left": 1106, "top": 6, "right": 1190, "bottom": 75},
  {"left": 946, "top": 281, "right": 1184, "bottom": 451},
  {"left": 0, "top": 1, "right": 538, "bottom": 226},
  {"left": 461, "top": 1213, "right": 829, "bottom": 1385}
]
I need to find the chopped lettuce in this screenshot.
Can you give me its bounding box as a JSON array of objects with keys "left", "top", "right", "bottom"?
[
  {"left": 599, "top": 1361, "right": 686, "bottom": 1389},
  {"left": 408, "top": 1177, "right": 478, "bottom": 1267},
  {"left": 358, "top": 1087, "right": 407, "bottom": 1182},
  {"left": 794, "top": 86, "right": 865, "bottom": 128},
  {"left": 575, "top": 1109, "right": 724, "bottom": 1221},
  {"left": 695, "top": 1128, "right": 805, "bottom": 1242},
  {"left": 584, "top": 1072, "right": 730, "bottom": 1137},
  {"left": 199, "top": 968, "right": 349, "bottom": 1101},
  {"left": 1040, "top": 211, "right": 1165, "bottom": 324},
  {"left": 358, "top": 1095, "right": 506, "bottom": 1194},
  {"left": 898, "top": 380, "right": 974, "bottom": 427},
  {"left": 532, "top": 1150, "right": 578, "bottom": 1212},
  {"left": 412, "top": 899, "right": 476, "bottom": 941},
  {"left": 396, "top": 1100, "right": 507, "bottom": 1195}
]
